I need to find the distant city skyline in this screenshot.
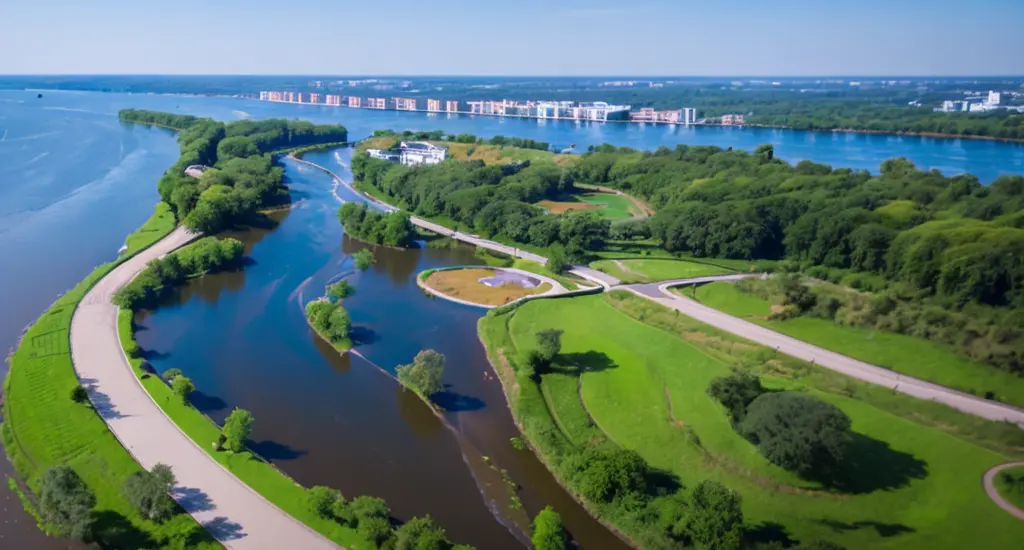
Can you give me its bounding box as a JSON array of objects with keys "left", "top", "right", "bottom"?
[{"left": 2, "top": 0, "right": 1023, "bottom": 76}]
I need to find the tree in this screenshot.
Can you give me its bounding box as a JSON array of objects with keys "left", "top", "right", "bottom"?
[
  {"left": 707, "top": 372, "right": 766, "bottom": 425},
  {"left": 122, "top": 463, "right": 177, "bottom": 522},
  {"left": 306, "top": 486, "right": 342, "bottom": 519},
  {"left": 353, "top": 248, "right": 374, "bottom": 271},
  {"left": 70, "top": 385, "right": 88, "bottom": 404},
  {"left": 522, "top": 349, "right": 546, "bottom": 379},
  {"left": 395, "top": 515, "right": 449, "bottom": 550},
  {"left": 349, "top": 495, "right": 390, "bottom": 523},
  {"left": 38, "top": 466, "right": 95, "bottom": 540},
  {"left": 531, "top": 506, "right": 567, "bottom": 550},
  {"left": 222, "top": 407, "right": 254, "bottom": 452},
  {"left": 561, "top": 447, "right": 648, "bottom": 503},
  {"left": 162, "top": 368, "right": 183, "bottom": 382},
  {"left": 327, "top": 280, "right": 355, "bottom": 300},
  {"left": 396, "top": 349, "right": 446, "bottom": 397},
  {"left": 172, "top": 375, "right": 195, "bottom": 405},
  {"left": 535, "top": 329, "right": 564, "bottom": 363},
  {"left": 547, "top": 244, "right": 569, "bottom": 274},
  {"left": 684, "top": 481, "right": 744, "bottom": 550},
  {"left": 754, "top": 143, "right": 774, "bottom": 163},
  {"left": 358, "top": 516, "right": 394, "bottom": 547},
  {"left": 740, "top": 392, "right": 852, "bottom": 478}
]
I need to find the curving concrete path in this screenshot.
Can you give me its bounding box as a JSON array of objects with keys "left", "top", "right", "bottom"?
[
  {"left": 72, "top": 226, "right": 338, "bottom": 549},
  {"left": 618, "top": 277, "right": 1024, "bottom": 427},
  {"left": 983, "top": 462, "right": 1024, "bottom": 520}
]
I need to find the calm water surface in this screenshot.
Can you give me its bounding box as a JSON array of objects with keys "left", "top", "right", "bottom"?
[{"left": 2, "top": 89, "right": 1023, "bottom": 548}]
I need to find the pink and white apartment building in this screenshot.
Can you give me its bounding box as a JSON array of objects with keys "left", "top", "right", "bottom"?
[
  {"left": 395, "top": 98, "right": 417, "bottom": 111},
  {"left": 367, "top": 98, "right": 387, "bottom": 109},
  {"left": 446, "top": 100, "right": 460, "bottom": 113},
  {"left": 347, "top": 96, "right": 362, "bottom": 108},
  {"left": 426, "top": 99, "right": 442, "bottom": 112},
  {"left": 721, "top": 114, "right": 745, "bottom": 125},
  {"left": 325, "top": 95, "right": 342, "bottom": 106}
]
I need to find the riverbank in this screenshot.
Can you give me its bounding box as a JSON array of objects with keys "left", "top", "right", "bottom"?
[{"left": 740, "top": 122, "right": 1024, "bottom": 144}]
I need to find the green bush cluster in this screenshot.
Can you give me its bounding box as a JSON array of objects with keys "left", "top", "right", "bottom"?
[
  {"left": 337, "top": 202, "right": 417, "bottom": 247},
  {"left": 738, "top": 276, "right": 1024, "bottom": 375},
  {"left": 396, "top": 350, "right": 445, "bottom": 397},
  {"left": 305, "top": 300, "right": 351, "bottom": 347},
  {"left": 303, "top": 487, "right": 473, "bottom": 550},
  {"left": 111, "top": 237, "right": 244, "bottom": 310}
]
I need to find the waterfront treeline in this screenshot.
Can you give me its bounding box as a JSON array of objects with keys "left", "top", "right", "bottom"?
[
  {"left": 337, "top": 203, "right": 417, "bottom": 247},
  {"left": 371, "top": 129, "right": 551, "bottom": 151},
  {"left": 118, "top": 109, "right": 347, "bottom": 233},
  {"left": 112, "top": 237, "right": 245, "bottom": 310}
]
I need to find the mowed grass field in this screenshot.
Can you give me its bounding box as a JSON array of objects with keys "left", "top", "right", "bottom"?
[
  {"left": 357, "top": 136, "right": 578, "bottom": 166},
  {"left": 994, "top": 465, "right": 1024, "bottom": 512},
  {"left": 423, "top": 268, "right": 550, "bottom": 305},
  {"left": 590, "top": 258, "right": 733, "bottom": 283},
  {"left": 1, "top": 204, "right": 219, "bottom": 548},
  {"left": 486, "top": 293, "right": 1024, "bottom": 549},
  {"left": 691, "top": 282, "right": 1024, "bottom": 408},
  {"left": 536, "top": 192, "right": 636, "bottom": 220}
]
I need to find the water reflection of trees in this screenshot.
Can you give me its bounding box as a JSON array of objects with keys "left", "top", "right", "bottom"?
[
  {"left": 341, "top": 235, "right": 420, "bottom": 285},
  {"left": 396, "top": 384, "right": 445, "bottom": 439}
]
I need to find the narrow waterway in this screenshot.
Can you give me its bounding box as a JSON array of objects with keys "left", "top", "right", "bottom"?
[{"left": 134, "top": 148, "right": 630, "bottom": 549}]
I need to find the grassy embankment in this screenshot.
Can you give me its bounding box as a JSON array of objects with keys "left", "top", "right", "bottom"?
[
  {"left": 420, "top": 268, "right": 551, "bottom": 306},
  {"left": 994, "top": 465, "right": 1024, "bottom": 512},
  {"left": 1, "top": 203, "right": 220, "bottom": 548},
  {"left": 118, "top": 311, "right": 369, "bottom": 548},
  {"left": 479, "top": 292, "right": 1024, "bottom": 549},
  {"left": 690, "top": 282, "right": 1024, "bottom": 408},
  {"left": 357, "top": 136, "right": 578, "bottom": 167},
  {"left": 589, "top": 258, "right": 733, "bottom": 283}
]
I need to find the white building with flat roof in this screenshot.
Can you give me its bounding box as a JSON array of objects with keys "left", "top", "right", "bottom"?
[{"left": 367, "top": 141, "right": 448, "bottom": 166}]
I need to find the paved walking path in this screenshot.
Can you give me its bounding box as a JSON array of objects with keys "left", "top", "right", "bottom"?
[
  {"left": 619, "top": 277, "right": 1024, "bottom": 427},
  {"left": 72, "top": 226, "right": 338, "bottom": 550},
  {"left": 983, "top": 462, "right": 1024, "bottom": 520}
]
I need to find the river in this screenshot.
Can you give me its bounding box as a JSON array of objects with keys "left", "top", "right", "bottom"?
[{"left": 1, "top": 89, "right": 1023, "bottom": 548}]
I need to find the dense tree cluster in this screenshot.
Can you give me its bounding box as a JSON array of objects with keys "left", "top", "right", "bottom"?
[
  {"left": 112, "top": 237, "right": 245, "bottom": 310},
  {"left": 372, "top": 129, "right": 550, "bottom": 151},
  {"left": 38, "top": 466, "right": 96, "bottom": 540},
  {"left": 352, "top": 153, "right": 608, "bottom": 260},
  {"left": 120, "top": 109, "right": 347, "bottom": 234},
  {"left": 305, "top": 300, "right": 351, "bottom": 346},
  {"left": 396, "top": 349, "right": 446, "bottom": 397},
  {"left": 572, "top": 144, "right": 1024, "bottom": 308},
  {"left": 337, "top": 203, "right": 417, "bottom": 247},
  {"left": 531, "top": 506, "right": 567, "bottom": 550},
  {"left": 122, "top": 463, "right": 177, "bottom": 523}
]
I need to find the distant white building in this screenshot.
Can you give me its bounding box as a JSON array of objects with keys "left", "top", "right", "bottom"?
[
  {"left": 682, "top": 107, "right": 697, "bottom": 125},
  {"left": 184, "top": 165, "right": 208, "bottom": 178},
  {"left": 367, "top": 141, "right": 447, "bottom": 166},
  {"left": 988, "top": 91, "right": 1001, "bottom": 106}
]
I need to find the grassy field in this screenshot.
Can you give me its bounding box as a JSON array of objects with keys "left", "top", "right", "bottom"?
[
  {"left": 994, "top": 465, "right": 1024, "bottom": 512},
  {"left": 1, "top": 204, "right": 221, "bottom": 548},
  {"left": 691, "top": 282, "right": 1024, "bottom": 408},
  {"left": 118, "top": 311, "right": 370, "bottom": 548},
  {"left": 422, "top": 268, "right": 550, "bottom": 306},
  {"left": 590, "top": 258, "right": 733, "bottom": 283},
  {"left": 536, "top": 193, "right": 636, "bottom": 220},
  {"left": 122, "top": 202, "right": 176, "bottom": 254},
  {"left": 480, "top": 292, "right": 1024, "bottom": 549}
]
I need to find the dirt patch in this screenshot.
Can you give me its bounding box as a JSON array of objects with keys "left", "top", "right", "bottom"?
[
  {"left": 536, "top": 200, "right": 604, "bottom": 215},
  {"left": 425, "top": 268, "right": 550, "bottom": 306}
]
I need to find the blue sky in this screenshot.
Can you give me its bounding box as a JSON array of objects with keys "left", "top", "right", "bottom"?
[{"left": 3, "top": 0, "right": 1022, "bottom": 75}]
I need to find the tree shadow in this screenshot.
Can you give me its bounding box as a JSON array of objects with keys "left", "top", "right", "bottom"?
[
  {"left": 816, "top": 519, "right": 916, "bottom": 538},
  {"left": 171, "top": 486, "right": 217, "bottom": 513},
  {"left": 247, "top": 439, "right": 307, "bottom": 461},
  {"left": 141, "top": 348, "right": 172, "bottom": 361},
  {"left": 814, "top": 433, "right": 928, "bottom": 494},
  {"left": 745, "top": 521, "right": 797, "bottom": 547},
  {"left": 80, "top": 378, "right": 129, "bottom": 420},
  {"left": 202, "top": 516, "right": 247, "bottom": 541},
  {"left": 432, "top": 390, "right": 486, "bottom": 412},
  {"left": 90, "top": 510, "right": 155, "bottom": 549},
  {"left": 349, "top": 326, "right": 379, "bottom": 346},
  {"left": 554, "top": 351, "right": 618, "bottom": 376},
  {"left": 645, "top": 466, "right": 682, "bottom": 497},
  {"left": 189, "top": 390, "right": 228, "bottom": 414}
]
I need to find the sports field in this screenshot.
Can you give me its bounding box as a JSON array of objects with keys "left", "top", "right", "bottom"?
[{"left": 536, "top": 192, "right": 636, "bottom": 220}]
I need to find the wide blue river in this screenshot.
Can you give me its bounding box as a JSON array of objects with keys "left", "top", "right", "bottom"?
[{"left": 1, "top": 88, "right": 1022, "bottom": 547}]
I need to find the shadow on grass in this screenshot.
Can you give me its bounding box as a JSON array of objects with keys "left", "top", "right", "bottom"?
[
  {"left": 90, "top": 510, "right": 154, "bottom": 549},
  {"left": 553, "top": 351, "right": 618, "bottom": 376},
  {"left": 247, "top": 439, "right": 307, "bottom": 461},
  {"left": 816, "top": 433, "right": 928, "bottom": 494},
  {"left": 744, "top": 521, "right": 796, "bottom": 547},
  {"left": 646, "top": 466, "right": 683, "bottom": 496},
  {"left": 816, "top": 518, "right": 915, "bottom": 538}
]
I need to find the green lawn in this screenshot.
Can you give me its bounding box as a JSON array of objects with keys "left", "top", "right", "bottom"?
[
  {"left": 1, "top": 205, "right": 218, "bottom": 548},
  {"left": 590, "top": 258, "right": 732, "bottom": 283},
  {"left": 119, "top": 310, "right": 369, "bottom": 548},
  {"left": 122, "top": 202, "right": 176, "bottom": 255},
  {"left": 994, "top": 465, "right": 1024, "bottom": 512},
  {"left": 579, "top": 193, "right": 635, "bottom": 220},
  {"left": 692, "top": 282, "right": 1024, "bottom": 408},
  {"left": 512, "top": 259, "right": 589, "bottom": 291},
  {"left": 482, "top": 292, "right": 1024, "bottom": 549}
]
